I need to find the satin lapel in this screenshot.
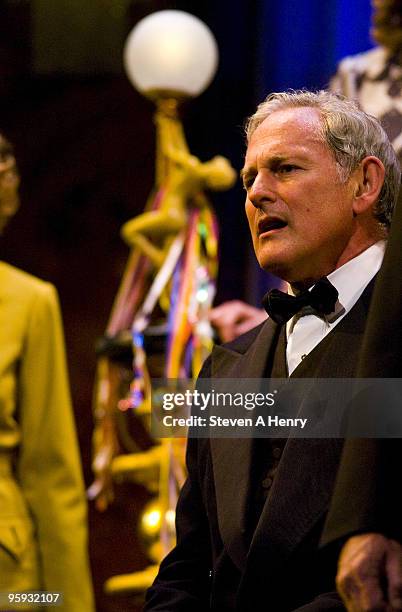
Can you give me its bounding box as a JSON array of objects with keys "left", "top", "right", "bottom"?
[
  {"left": 210, "top": 319, "right": 279, "bottom": 571},
  {"left": 210, "top": 319, "right": 278, "bottom": 378}
]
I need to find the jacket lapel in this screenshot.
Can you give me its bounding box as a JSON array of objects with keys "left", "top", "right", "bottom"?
[{"left": 210, "top": 320, "right": 279, "bottom": 571}]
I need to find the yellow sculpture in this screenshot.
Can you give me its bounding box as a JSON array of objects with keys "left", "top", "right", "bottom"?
[
  {"left": 120, "top": 105, "right": 236, "bottom": 267},
  {"left": 92, "top": 97, "right": 236, "bottom": 600}
]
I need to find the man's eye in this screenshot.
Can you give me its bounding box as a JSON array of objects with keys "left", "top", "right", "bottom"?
[
  {"left": 277, "top": 164, "right": 298, "bottom": 174},
  {"left": 242, "top": 176, "right": 255, "bottom": 190}
]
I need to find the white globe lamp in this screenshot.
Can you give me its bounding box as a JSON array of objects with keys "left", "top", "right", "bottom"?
[{"left": 123, "top": 10, "right": 219, "bottom": 101}]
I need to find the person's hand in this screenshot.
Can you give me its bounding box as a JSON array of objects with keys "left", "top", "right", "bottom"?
[
  {"left": 336, "top": 533, "right": 402, "bottom": 611},
  {"left": 209, "top": 300, "right": 267, "bottom": 343}
]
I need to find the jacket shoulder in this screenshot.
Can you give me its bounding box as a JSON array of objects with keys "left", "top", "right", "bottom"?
[
  {"left": 0, "top": 261, "right": 55, "bottom": 301},
  {"left": 198, "top": 320, "right": 271, "bottom": 379},
  {"left": 220, "top": 320, "right": 270, "bottom": 355}
]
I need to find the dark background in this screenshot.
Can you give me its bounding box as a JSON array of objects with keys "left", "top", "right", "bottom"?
[{"left": 0, "top": 0, "right": 373, "bottom": 609}]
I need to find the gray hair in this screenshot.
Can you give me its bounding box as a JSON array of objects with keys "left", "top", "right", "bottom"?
[{"left": 245, "top": 90, "right": 401, "bottom": 228}]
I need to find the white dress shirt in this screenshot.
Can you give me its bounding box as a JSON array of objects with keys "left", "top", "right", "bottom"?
[{"left": 286, "top": 241, "right": 386, "bottom": 375}]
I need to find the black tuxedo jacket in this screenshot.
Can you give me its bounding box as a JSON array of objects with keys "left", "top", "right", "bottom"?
[{"left": 145, "top": 283, "right": 374, "bottom": 612}]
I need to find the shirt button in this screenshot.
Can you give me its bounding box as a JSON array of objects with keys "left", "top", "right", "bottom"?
[
  {"left": 262, "top": 477, "right": 273, "bottom": 489},
  {"left": 272, "top": 447, "right": 282, "bottom": 459}
]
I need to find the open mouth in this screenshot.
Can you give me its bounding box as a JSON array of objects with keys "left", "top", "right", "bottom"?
[{"left": 258, "top": 217, "right": 287, "bottom": 235}]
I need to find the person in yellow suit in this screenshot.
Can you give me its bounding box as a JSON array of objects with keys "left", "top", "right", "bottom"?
[{"left": 0, "top": 132, "right": 94, "bottom": 610}]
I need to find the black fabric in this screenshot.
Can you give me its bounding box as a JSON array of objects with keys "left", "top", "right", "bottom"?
[
  {"left": 263, "top": 277, "right": 339, "bottom": 325},
  {"left": 323, "top": 191, "right": 402, "bottom": 548},
  {"left": 266, "top": 323, "right": 288, "bottom": 378},
  {"left": 249, "top": 326, "right": 287, "bottom": 536}
]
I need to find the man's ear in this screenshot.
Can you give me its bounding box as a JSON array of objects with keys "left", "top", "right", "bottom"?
[{"left": 352, "top": 156, "right": 385, "bottom": 216}]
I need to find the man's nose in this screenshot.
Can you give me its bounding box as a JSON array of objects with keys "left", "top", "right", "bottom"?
[{"left": 248, "top": 172, "right": 276, "bottom": 209}]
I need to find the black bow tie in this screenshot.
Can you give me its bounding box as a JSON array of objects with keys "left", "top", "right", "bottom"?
[{"left": 262, "top": 277, "right": 339, "bottom": 325}]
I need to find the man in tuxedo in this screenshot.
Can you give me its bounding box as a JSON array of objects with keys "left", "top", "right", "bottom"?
[{"left": 144, "top": 90, "right": 401, "bottom": 611}]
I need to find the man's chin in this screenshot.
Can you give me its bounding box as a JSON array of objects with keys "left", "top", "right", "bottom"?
[{"left": 257, "top": 253, "right": 291, "bottom": 280}]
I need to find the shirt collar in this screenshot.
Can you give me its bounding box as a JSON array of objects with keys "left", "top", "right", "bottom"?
[
  {"left": 286, "top": 240, "right": 386, "bottom": 329},
  {"left": 326, "top": 240, "right": 386, "bottom": 318}
]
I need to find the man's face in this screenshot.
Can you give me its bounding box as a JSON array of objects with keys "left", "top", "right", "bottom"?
[{"left": 242, "top": 107, "right": 358, "bottom": 286}]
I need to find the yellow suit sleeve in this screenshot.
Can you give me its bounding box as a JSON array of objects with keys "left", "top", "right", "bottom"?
[{"left": 17, "top": 282, "right": 94, "bottom": 611}]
